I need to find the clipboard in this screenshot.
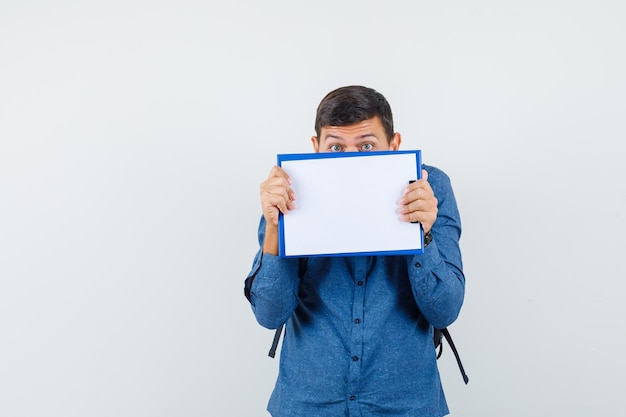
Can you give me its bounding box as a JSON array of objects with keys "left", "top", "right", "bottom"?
[{"left": 277, "top": 150, "right": 424, "bottom": 258}]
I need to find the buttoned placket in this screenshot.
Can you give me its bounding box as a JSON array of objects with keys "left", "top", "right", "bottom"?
[{"left": 347, "top": 257, "right": 367, "bottom": 416}]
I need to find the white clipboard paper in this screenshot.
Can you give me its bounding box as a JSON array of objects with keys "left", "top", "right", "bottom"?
[{"left": 277, "top": 150, "right": 424, "bottom": 258}]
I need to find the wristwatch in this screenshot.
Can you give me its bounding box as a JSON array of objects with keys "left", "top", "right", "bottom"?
[{"left": 424, "top": 231, "right": 433, "bottom": 248}]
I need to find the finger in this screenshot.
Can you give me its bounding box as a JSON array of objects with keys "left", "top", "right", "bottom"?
[
  {"left": 261, "top": 175, "right": 298, "bottom": 219},
  {"left": 266, "top": 182, "right": 297, "bottom": 207},
  {"left": 262, "top": 196, "right": 290, "bottom": 226},
  {"left": 397, "top": 207, "right": 425, "bottom": 223},
  {"left": 400, "top": 209, "right": 436, "bottom": 230},
  {"left": 265, "top": 193, "right": 291, "bottom": 215},
  {"left": 263, "top": 185, "right": 295, "bottom": 211},
  {"left": 269, "top": 165, "right": 293, "bottom": 184},
  {"left": 401, "top": 175, "right": 431, "bottom": 199},
  {"left": 397, "top": 192, "right": 437, "bottom": 223},
  {"left": 397, "top": 198, "right": 429, "bottom": 216},
  {"left": 398, "top": 186, "right": 429, "bottom": 206}
]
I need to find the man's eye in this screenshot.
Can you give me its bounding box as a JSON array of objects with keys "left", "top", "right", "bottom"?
[
  {"left": 361, "top": 143, "right": 373, "bottom": 151},
  {"left": 330, "top": 144, "right": 342, "bottom": 152}
]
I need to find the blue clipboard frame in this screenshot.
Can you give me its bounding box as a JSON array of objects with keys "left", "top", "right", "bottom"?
[{"left": 277, "top": 150, "right": 424, "bottom": 258}]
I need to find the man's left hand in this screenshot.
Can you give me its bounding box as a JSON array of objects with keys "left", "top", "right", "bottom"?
[{"left": 397, "top": 169, "right": 438, "bottom": 233}]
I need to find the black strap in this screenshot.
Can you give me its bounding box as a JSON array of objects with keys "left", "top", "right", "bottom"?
[
  {"left": 268, "top": 323, "right": 469, "bottom": 385},
  {"left": 268, "top": 324, "right": 284, "bottom": 358},
  {"left": 440, "top": 328, "right": 470, "bottom": 384}
]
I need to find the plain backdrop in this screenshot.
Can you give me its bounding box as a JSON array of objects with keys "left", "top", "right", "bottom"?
[{"left": 1, "top": 1, "right": 625, "bottom": 416}]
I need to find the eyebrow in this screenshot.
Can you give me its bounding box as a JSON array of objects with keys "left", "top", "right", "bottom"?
[{"left": 323, "top": 133, "right": 381, "bottom": 141}]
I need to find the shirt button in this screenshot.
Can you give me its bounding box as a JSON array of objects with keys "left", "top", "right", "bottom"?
[
  {"left": 357, "top": 280, "right": 363, "bottom": 286},
  {"left": 352, "top": 356, "right": 359, "bottom": 362},
  {"left": 350, "top": 395, "right": 356, "bottom": 401},
  {"left": 354, "top": 318, "right": 361, "bottom": 324},
  {"left": 414, "top": 262, "right": 421, "bottom": 268}
]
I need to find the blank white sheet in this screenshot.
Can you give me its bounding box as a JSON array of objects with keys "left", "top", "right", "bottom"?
[{"left": 279, "top": 151, "right": 423, "bottom": 257}]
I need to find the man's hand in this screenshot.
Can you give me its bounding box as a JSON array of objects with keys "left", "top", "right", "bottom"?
[
  {"left": 260, "top": 166, "right": 296, "bottom": 226},
  {"left": 397, "top": 169, "right": 438, "bottom": 233}
]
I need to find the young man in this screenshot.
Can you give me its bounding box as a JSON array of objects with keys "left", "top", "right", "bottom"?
[{"left": 244, "top": 85, "right": 465, "bottom": 417}]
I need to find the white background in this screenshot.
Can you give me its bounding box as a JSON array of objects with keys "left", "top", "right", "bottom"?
[{"left": 1, "top": 1, "right": 625, "bottom": 416}]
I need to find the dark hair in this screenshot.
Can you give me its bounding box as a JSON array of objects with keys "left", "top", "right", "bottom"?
[{"left": 314, "top": 85, "right": 395, "bottom": 142}]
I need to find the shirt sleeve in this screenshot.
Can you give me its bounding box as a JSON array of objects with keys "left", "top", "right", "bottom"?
[
  {"left": 406, "top": 165, "right": 465, "bottom": 329},
  {"left": 243, "top": 216, "right": 301, "bottom": 329}
]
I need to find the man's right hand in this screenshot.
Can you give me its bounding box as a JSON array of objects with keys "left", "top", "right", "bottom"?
[
  {"left": 260, "top": 166, "right": 296, "bottom": 255},
  {"left": 260, "top": 166, "right": 296, "bottom": 226}
]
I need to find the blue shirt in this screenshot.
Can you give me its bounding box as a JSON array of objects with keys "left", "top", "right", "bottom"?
[{"left": 244, "top": 164, "right": 465, "bottom": 417}]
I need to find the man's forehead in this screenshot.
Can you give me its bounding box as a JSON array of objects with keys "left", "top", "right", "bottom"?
[{"left": 321, "top": 118, "right": 384, "bottom": 136}]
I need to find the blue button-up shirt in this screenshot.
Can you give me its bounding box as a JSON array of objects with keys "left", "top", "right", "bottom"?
[{"left": 245, "top": 165, "right": 465, "bottom": 417}]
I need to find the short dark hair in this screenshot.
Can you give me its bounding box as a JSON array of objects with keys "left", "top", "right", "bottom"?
[{"left": 314, "top": 85, "right": 395, "bottom": 142}]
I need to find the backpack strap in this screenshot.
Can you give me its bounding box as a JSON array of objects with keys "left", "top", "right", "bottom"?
[
  {"left": 434, "top": 327, "right": 444, "bottom": 358},
  {"left": 268, "top": 324, "right": 284, "bottom": 358},
  {"left": 440, "top": 328, "right": 470, "bottom": 384},
  {"left": 268, "top": 323, "right": 469, "bottom": 385}
]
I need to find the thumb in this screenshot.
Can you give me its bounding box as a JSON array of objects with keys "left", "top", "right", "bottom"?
[{"left": 422, "top": 168, "right": 428, "bottom": 181}]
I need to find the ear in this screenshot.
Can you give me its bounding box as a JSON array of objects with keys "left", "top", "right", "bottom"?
[
  {"left": 389, "top": 132, "right": 402, "bottom": 151},
  {"left": 311, "top": 136, "right": 320, "bottom": 153}
]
